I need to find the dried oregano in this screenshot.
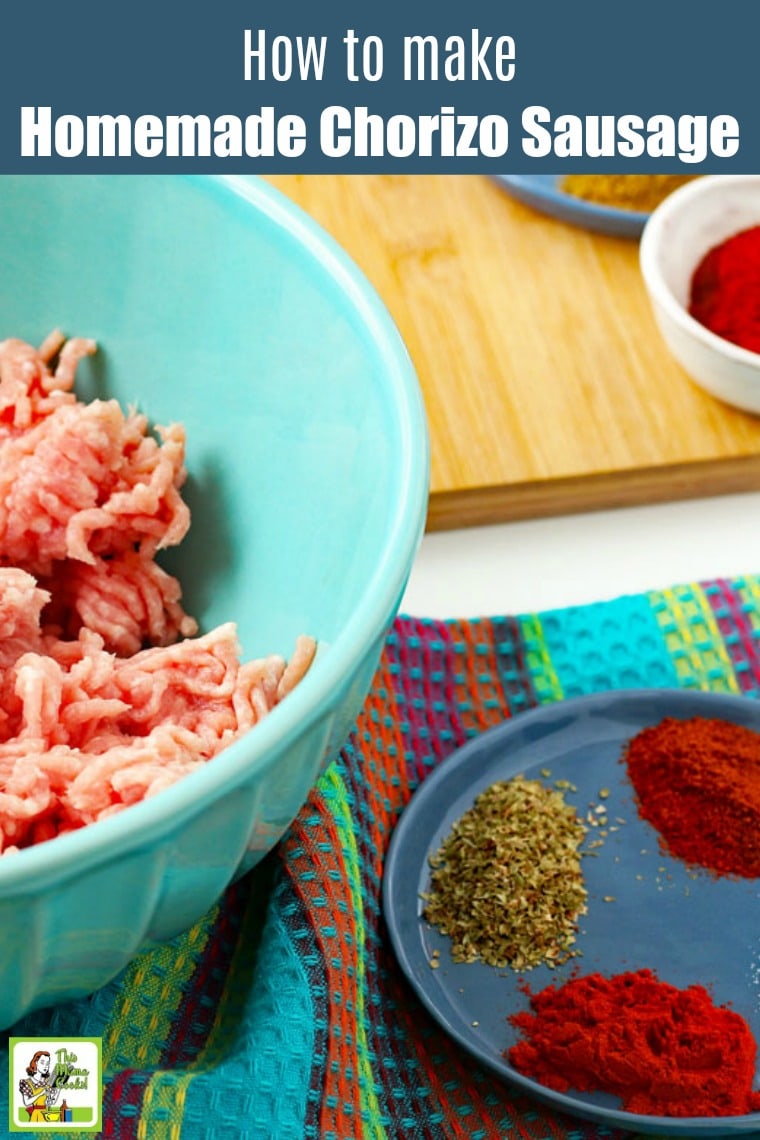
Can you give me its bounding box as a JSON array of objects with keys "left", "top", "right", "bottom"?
[{"left": 423, "top": 775, "right": 587, "bottom": 970}]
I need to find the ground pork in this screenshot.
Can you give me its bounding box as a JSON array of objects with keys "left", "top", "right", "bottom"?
[
  {"left": 0, "top": 336, "right": 316, "bottom": 853},
  {"left": 0, "top": 333, "right": 192, "bottom": 650},
  {"left": 40, "top": 551, "right": 198, "bottom": 656}
]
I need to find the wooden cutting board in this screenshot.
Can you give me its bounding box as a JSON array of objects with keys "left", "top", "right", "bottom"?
[{"left": 267, "top": 175, "right": 760, "bottom": 530}]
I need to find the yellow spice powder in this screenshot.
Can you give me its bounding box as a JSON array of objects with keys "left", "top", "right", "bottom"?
[{"left": 561, "top": 174, "right": 699, "bottom": 214}]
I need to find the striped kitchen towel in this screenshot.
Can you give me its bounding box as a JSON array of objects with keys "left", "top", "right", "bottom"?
[{"left": 4, "top": 576, "right": 759, "bottom": 1139}]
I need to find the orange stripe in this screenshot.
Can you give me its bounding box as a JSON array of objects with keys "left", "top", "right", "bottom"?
[
  {"left": 444, "top": 619, "right": 482, "bottom": 737},
  {"left": 360, "top": 647, "right": 529, "bottom": 1138},
  {"left": 393, "top": 991, "right": 511, "bottom": 1139},
  {"left": 282, "top": 642, "right": 548, "bottom": 1136},
  {"left": 282, "top": 794, "right": 363, "bottom": 1137},
  {"left": 465, "top": 618, "right": 514, "bottom": 728},
  {"left": 353, "top": 657, "right": 409, "bottom": 878},
  {"left": 449, "top": 619, "right": 511, "bottom": 735}
]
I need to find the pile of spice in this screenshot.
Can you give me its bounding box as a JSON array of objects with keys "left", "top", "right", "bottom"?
[
  {"left": 423, "top": 776, "right": 587, "bottom": 971},
  {"left": 689, "top": 225, "right": 760, "bottom": 354},
  {"left": 561, "top": 174, "right": 697, "bottom": 213},
  {"left": 624, "top": 716, "right": 760, "bottom": 877},
  {"left": 507, "top": 968, "right": 760, "bottom": 1117}
]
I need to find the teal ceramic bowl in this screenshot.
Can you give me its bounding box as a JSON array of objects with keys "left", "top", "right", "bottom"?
[{"left": 0, "top": 175, "right": 428, "bottom": 1029}]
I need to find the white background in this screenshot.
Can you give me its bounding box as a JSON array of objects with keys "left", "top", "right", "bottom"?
[{"left": 401, "top": 491, "right": 760, "bottom": 617}]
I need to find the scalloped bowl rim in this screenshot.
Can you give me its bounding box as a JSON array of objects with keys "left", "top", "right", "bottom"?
[
  {"left": 640, "top": 173, "right": 760, "bottom": 372},
  {"left": 0, "top": 173, "right": 429, "bottom": 893}
]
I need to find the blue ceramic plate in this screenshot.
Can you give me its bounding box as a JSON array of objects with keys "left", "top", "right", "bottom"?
[
  {"left": 383, "top": 689, "right": 760, "bottom": 1136},
  {"left": 494, "top": 175, "right": 648, "bottom": 238}
]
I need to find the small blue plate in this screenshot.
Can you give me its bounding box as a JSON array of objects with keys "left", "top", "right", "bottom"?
[
  {"left": 383, "top": 689, "right": 760, "bottom": 1136},
  {"left": 494, "top": 175, "right": 648, "bottom": 238}
]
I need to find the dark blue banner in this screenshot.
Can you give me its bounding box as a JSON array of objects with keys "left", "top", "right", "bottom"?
[{"left": 2, "top": 0, "right": 756, "bottom": 172}]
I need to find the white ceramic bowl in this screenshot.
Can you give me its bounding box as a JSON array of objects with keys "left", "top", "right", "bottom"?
[{"left": 640, "top": 175, "right": 760, "bottom": 413}]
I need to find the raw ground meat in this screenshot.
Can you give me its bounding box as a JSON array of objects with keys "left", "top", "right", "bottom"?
[
  {"left": 0, "top": 332, "right": 86, "bottom": 433},
  {"left": 40, "top": 551, "right": 198, "bottom": 657},
  {"left": 0, "top": 335, "right": 317, "bottom": 853},
  {"left": 0, "top": 333, "right": 193, "bottom": 651}
]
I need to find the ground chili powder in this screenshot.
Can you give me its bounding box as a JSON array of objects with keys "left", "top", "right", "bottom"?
[
  {"left": 624, "top": 716, "right": 760, "bottom": 878},
  {"left": 689, "top": 225, "right": 760, "bottom": 354},
  {"left": 508, "top": 969, "right": 760, "bottom": 1117}
]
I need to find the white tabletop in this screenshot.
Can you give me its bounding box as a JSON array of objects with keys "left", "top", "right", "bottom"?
[{"left": 401, "top": 491, "right": 760, "bottom": 618}]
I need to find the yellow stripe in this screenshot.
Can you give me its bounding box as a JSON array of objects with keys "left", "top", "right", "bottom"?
[
  {"left": 139, "top": 769, "right": 387, "bottom": 1140},
  {"left": 649, "top": 584, "right": 740, "bottom": 693},
  {"left": 518, "top": 615, "right": 564, "bottom": 703},
  {"left": 321, "top": 764, "right": 386, "bottom": 1140},
  {"left": 137, "top": 1074, "right": 187, "bottom": 1140},
  {"left": 736, "top": 574, "right": 760, "bottom": 632},
  {"left": 136, "top": 873, "right": 276, "bottom": 1137},
  {"left": 102, "top": 905, "right": 218, "bottom": 1075}
]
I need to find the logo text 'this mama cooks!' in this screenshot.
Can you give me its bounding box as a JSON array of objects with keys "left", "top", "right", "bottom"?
[{"left": 8, "top": 1037, "right": 103, "bottom": 1132}]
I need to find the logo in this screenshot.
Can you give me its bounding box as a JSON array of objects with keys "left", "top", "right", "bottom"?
[{"left": 8, "top": 1038, "right": 102, "bottom": 1132}]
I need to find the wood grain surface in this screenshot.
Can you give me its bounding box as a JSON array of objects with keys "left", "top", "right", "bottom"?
[{"left": 267, "top": 175, "right": 760, "bottom": 530}]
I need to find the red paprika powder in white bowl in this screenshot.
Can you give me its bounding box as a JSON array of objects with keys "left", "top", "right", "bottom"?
[{"left": 640, "top": 174, "right": 760, "bottom": 414}]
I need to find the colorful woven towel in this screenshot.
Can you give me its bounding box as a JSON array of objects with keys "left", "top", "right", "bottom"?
[{"left": 3, "top": 576, "right": 760, "bottom": 1140}]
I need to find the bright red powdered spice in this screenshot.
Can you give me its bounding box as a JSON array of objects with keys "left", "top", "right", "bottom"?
[
  {"left": 689, "top": 225, "right": 760, "bottom": 354},
  {"left": 508, "top": 969, "right": 760, "bottom": 1117},
  {"left": 624, "top": 716, "right": 760, "bottom": 878}
]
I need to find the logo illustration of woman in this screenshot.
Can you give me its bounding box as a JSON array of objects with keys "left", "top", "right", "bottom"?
[{"left": 18, "top": 1050, "right": 62, "bottom": 1123}]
